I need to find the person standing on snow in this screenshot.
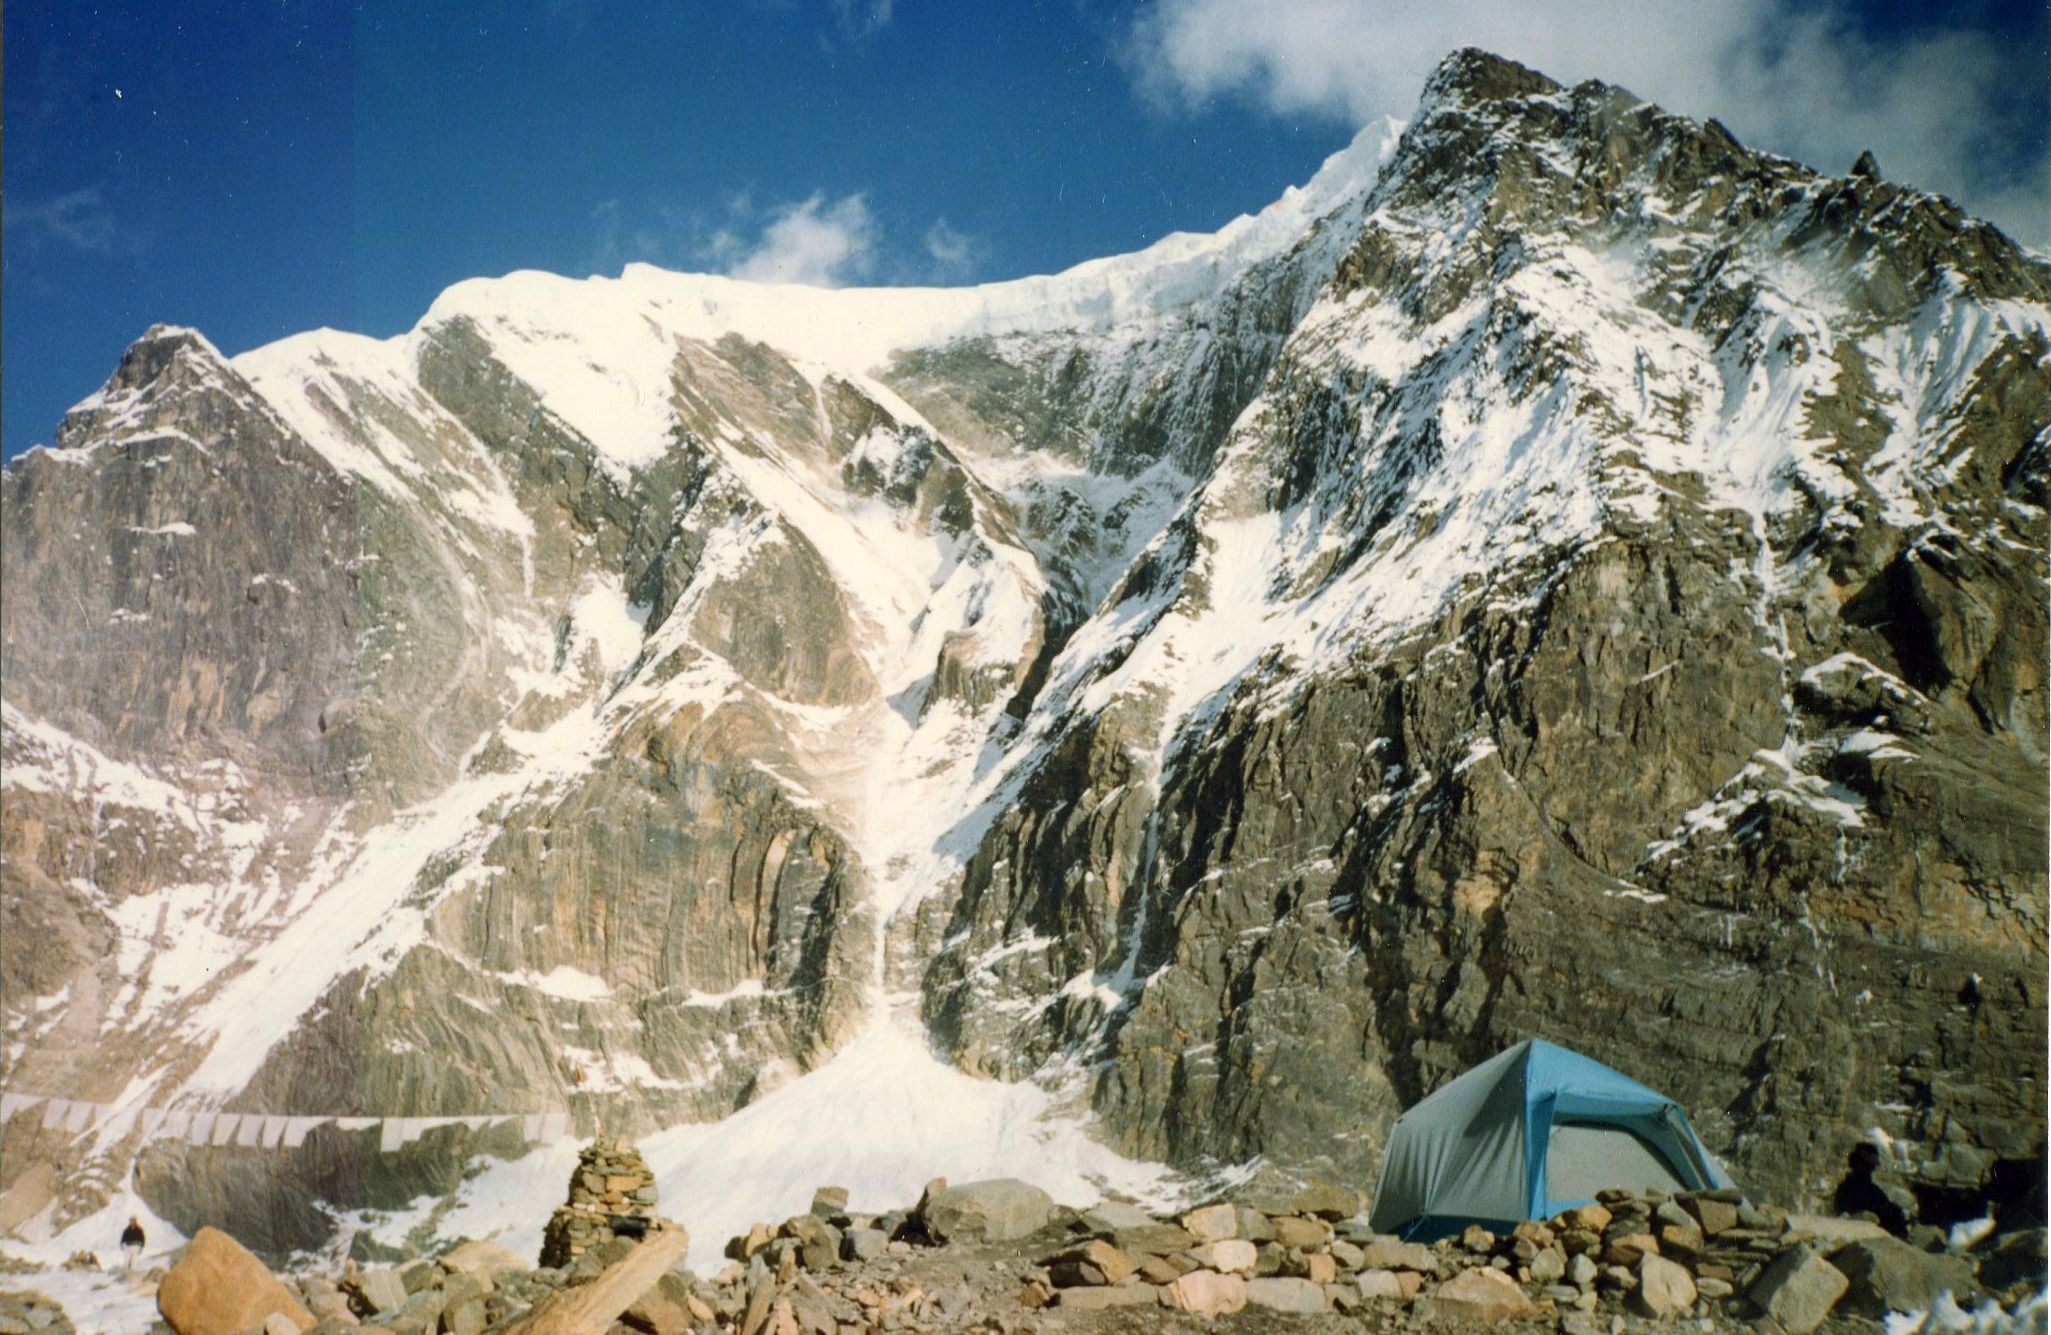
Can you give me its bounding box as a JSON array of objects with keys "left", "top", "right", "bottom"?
[{"left": 121, "top": 1217, "right": 145, "bottom": 1271}]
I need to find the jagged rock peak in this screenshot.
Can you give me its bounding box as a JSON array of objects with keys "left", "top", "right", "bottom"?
[
  {"left": 1418, "top": 47, "right": 1564, "bottom": 109},
  {"left": 106, "top": 324, "right": 225, "bottom": 394}
]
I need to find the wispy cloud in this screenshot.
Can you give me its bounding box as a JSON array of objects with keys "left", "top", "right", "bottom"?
[
  {"left": 921, "top": 218, "right": 980, "bottom": 280},
  {"left": 827, "top": 0, "right": 893, "bottom": 44},
  {"left": 2, "top": 185, "right": 140, "bottom": 256},
  {"left": 725, "top": 193, "right": 878, "bottom": 287},
  {"left": 1124, "top": 0, "right": 2050, "bottom": 247}
]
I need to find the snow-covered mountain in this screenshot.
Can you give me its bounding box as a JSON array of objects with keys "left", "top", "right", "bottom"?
[{"left": 3, "top": 49, "right": 2045, "bottom": 1262}]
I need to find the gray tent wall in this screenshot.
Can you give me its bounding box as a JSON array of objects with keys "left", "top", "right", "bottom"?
[{"left": 1368, "top": 1038, "right": 1734, "bottom": 1240}]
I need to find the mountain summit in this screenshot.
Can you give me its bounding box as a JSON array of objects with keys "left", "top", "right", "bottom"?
[{"left": 3, "top": 49, "right": 2044, "bottom": 1259}]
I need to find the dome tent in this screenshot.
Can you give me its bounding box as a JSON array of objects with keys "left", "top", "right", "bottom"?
[{"left": 1368, "top": 1038, "right": 1735, "bottom": 1240}]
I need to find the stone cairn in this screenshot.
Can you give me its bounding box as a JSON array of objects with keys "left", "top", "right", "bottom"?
[{"left": 537, "top": 1135, "right": 658, "bottom": 1269}]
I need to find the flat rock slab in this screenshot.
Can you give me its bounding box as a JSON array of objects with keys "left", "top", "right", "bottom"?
[
  {"left": 1055, "top": 1285, "right": 1157, "bottom": 1310},
  {"left": 1246, "top": 1277, "right": 1329, "bottom": 1313},
  {"left": 1784, "top": 1214, "right": 1891, "bottom": 1246},
  {"left": 1112, "top": 1224, "right": 1199, "bottom": 1256},
  {"left": 1077, "top": 1201, "right": 1155, "bottom": 1233}
]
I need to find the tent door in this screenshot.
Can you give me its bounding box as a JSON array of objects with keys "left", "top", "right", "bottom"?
[{"left": 1544, "top": 1120, "right": 1691, "bottom": 1202}]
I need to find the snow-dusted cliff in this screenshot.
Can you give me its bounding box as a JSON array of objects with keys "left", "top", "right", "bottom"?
[{"left": 3, "top": 50, "right": 2044, "bottom": 1264}]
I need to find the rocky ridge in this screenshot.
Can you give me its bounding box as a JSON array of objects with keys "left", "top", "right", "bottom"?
[{"left": 1, "top": 48, "right": 2045, "bottom": 1256}]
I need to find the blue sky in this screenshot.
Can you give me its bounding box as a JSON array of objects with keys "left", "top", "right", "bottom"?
[{"left": 5, "top": 0, "right": 2046, "bottom": 461}]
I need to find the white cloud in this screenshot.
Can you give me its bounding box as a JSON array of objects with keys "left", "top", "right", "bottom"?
[
  {"left": 1125, "top": 0, "right": 2049, "bottom": 247},
  {"left": 827, "top": 0, "right": 892, "bottom": 43},
  {"left": 726, "top": 192, "right": 877, "bottom": 287},
  {"left": 922, "top": 218, "right": 979, "bottom": 279},
  {"left": 2, "top": 185, "right": 137, "bottom": 256}
]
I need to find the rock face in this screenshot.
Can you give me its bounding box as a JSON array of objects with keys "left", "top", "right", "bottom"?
[
  {"left": 2, "top": 46, "right": 2044, "bottom": 1255},
  {"left": 156, "top": 1226, "right": 315, "bottom": 1335}
]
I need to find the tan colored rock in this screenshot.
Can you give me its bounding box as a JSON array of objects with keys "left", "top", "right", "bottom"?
[
  {"left": 1634, "top": 1254, "right": 1697, "bottom": 1317},
  {"left": 1558, "top": 1204, "right": 1613, "bottom": 1232},
  {"left": 1136, "top": 1256, "right": 1181, "bottom": 1285},
  {"left": 1180, "top": 1204, "right": 1238, "bottom": 1242},
  {"left": 1160, "top": 1270, "right": 1247, "bottom": 1317},
  {"left": 1685, "top": 1196, "right": 1740, "bottom": 1236},
  {"left": 439, "top": 1241, "right": 526, "bottom": 1290},
  {"left": 1246, "top": 1277, "right": 1328, "bottom": 1312},
  {"left": 1602, "top": 1232, "right": 1659, "bottom": 1266},
  {"left": 1356, "top": 1270, "right": 1407, "bottom": 1301},
  {"left": 1782, "top": 1214, "right": 1891, "bottom": 1247},
  {"left": 157, "top": 1227, "right": 315, "bottom": 1335},
  {"left": 1055, "top": 1285, "right": 1156, "bottom": 1310},
  {"left": 1291, "top": 1184, "right": 1360, "bottom": 1221},
  {"left": 1269, "top": 1216, "right": 1329, "bottom": 1250},
  {"left": 1070, "top": 1239, "right": 1135, "bottom": 1284},
  {"left": 1748, "top": 1246, "right": 1849, "bottom": 1335},
  {"left": 1301, "top": 1252, "right": 1337, "bottom": 1285},
  {"left": 1357, "top": 1239, "right": 1435, "bottom": 1272},
  {"left": 499, "top": 1222, "right": 689, "bottom": 1335},
  {"left": 1414, "top": 1267, "right": 1537, "bottom": 1324},
  {"left": 621, "top": 1273, "right": 697, "bottom": 1335},
  {"left": 1193, "top": 1240, "right": 1257, "bottom": 1276}
]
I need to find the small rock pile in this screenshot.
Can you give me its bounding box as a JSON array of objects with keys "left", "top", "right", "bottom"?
[
  {"left": 0, "top": 1290, "right": 74, "bottom": 1335},
  {"left": 15, "top": 1160, "right": 2040, "bottom": 1335},
  {"left": 538, "top": 1135, "right": 658, "bottom": 1270},
  {"left": 702, "top": 1178, "right": 2042, "bottom": 1333}
]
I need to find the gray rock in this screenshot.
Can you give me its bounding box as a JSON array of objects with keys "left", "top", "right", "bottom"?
[
  {"left": 358, "top": 1269, "right": 408, "bottom": 1316},
  {"left": 1244, "top": 1277, "right": 1328, "bottom": 1313},
  {"left": 917, "top": 1179, "right": 1054, "bottom": 1243},
  {"left": 1632, "top": 1254, "right": 1696, "bottom": 1317},
  {"left": 1829, "top": 1237, "right": 1981, "bottom": 1317},
  {"left": 1747, "top": 1245, "right": 1850, "bottom": 1334},
  {"left": 1076, "top": 1200, "right": 1155, "bottom": 1234},
  {"left": 839, "top": 1229, "right": 887, "bottom": 1263}
]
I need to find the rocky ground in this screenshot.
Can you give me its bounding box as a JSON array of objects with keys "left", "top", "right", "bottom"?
[{"left": 2, "top": 1165, "right": 2042, "bottom": 1335}]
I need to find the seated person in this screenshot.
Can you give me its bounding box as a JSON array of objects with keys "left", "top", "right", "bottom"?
[{"left": 1834, "top": 1143, "right": 1909, "bottom": 1237}]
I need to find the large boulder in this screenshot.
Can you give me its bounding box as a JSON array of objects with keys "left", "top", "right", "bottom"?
[
  {"left": 157, "top": 1227, "right": 315, "bottom": 1335},
  {"left": 1828, "top": 1237, "right": 1982, "bottom": 1317},
  {"left": 916, "top": 1179, "right": 1055, "bottom": 1243}
]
